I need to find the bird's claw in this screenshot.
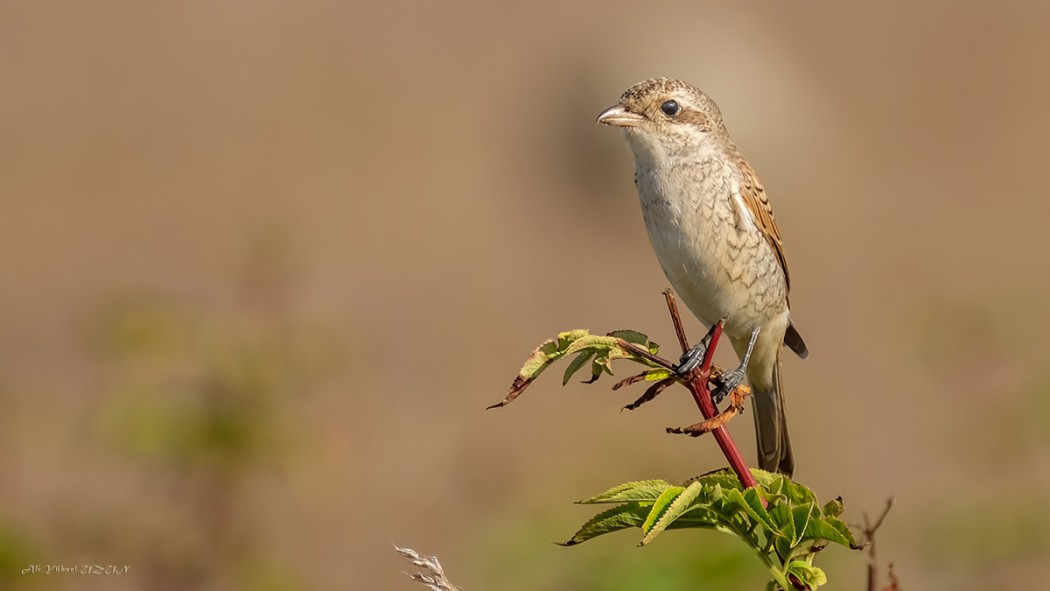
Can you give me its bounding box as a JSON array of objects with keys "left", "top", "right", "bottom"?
[
  {"left": 712, "top": 368, "right": 745, "bottom": 404},
  {"left": 676, "top": 342, "right": 707, "bottom": 377},
  {"left": 675, "top": 321, "right": 724, "bottom": 377},
  {"left": 711, "top": 326, "right": 762, "bottom": 405}
]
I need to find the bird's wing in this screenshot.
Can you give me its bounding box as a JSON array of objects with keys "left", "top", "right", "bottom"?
[
  {"left": 734, "top": 152, "right": 809, "bottom": 360},
  {"left": 733, "top": 153, "right": 790, "bottom": 293}
]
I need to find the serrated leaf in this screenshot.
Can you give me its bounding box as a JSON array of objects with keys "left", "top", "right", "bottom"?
[
  {"left": 641, "top": 486, "right": 685, "bottom": 536},
  {"left": 775, "top": 536, "right": 793, "bottom": 566},
  {"left": 749, "top": 468, "right": 781, "bottom": 489},
  {"left": 668, "top": 513, "right": 742, "bottom": 539},
  {"left": 607, "top": 329, "right": 650, "bottom": 346},
  {"left": 671, "top": 506, "right": 757, "bottom": 543},
  {"left": 792, "top": 503, "right": 816, "bottom": 546},
  {"left": 684, "top": 469, "right": 746, "bottom": 492},
  {"left": 519, "top": 338, "right": 560, "bottom": 379},
  {"left": 702, "top": 483, "right": 724, "bottom": 504},
  {"left": 725, "top": 488, "right": 775, "bottom": 533},
  {"left": 822, "top": 497, "right": 844, "bottom": 518},
  {"left": 785, "top": 560, "right": 827, "bottom": 589},
  {"left": 577, "top": 480, "right": 673, "bottom": 504},
  {"left": 826, "top": 517, "right": 860, "bottom": 548},
  {"left": 561, "top": 503, "right": 650, "bottom": 545},
  {"left": 563, "top": 334, "right": 621, "bottom": 357},
  {"left": 557, "top": 329, "right": 592, "bottom": 350},
  {"left": 492, "top": 332, "right": 597, "bottom": 408},
  {"left": 769, "top": 500, "right": 793, "bottom": 538},
  {"left": 780, "top": 478, "right": 818, "bottom": 505},
  {"left": 770, "top": 501, "right": 794, "bottom": 560},
  {"left": 800, "top": 515, "right": 859, "bottom": 549},
  {"left": 608, "top": 329, "right": 661, "bottom": 355},
  {"left": 641, "top": 481, "right": 704, "bottom": 545},
  {"left": 562, "top": 350, "right": 596, "bottom": 385},
  {"left": 762, "top": 473, "right": 787, "bottom": 498},
  {"left": 673, "top": 504, "right": 722, "bottom": 527}
]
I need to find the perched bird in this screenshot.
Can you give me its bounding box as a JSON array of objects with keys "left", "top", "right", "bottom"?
[{"left": 597, "top": 78, "right": 808, "bottom": 476}]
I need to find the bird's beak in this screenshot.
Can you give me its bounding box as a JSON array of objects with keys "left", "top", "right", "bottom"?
[{"left": 596, "top": 104, "right": 644, "bottom": 127}]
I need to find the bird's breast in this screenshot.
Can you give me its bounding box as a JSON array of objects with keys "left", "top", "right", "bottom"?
[{"left": 634, "top": 159, "right": 785, "bottom": 335}]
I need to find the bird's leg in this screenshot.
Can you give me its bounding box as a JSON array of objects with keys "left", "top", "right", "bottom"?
[
  {"left": 712, "top": 327, "right": 761, "bottom": 404},
  {"left": 675, "top": 322, "right": 722, "bottom": 377}
]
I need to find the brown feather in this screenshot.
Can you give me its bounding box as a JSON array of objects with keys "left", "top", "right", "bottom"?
[
  {"left": 732, "top": 150, "right": 790, "bottom": 294},
  {"left": 732, "top": 150, "right": 809, "bottom": 359}
]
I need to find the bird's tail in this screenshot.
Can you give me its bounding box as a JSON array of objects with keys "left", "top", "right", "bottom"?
[{"left": 752, "top": 350, "right": 794, "bottom": 477}]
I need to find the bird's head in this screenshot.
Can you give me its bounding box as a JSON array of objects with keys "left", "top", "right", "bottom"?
[{"left": 597, "top": 78, "right": 728, "bottom": 165}]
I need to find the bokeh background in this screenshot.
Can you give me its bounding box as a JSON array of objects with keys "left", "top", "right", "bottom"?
[{"left": 3, "top": 2, "right": 1049, "bottom": 590}]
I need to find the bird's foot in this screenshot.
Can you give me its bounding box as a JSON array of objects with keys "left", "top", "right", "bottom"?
[
  {"left": 711, "top": 327, "right": 761, "bottom": 404},
  {"left": 676, "top": 342, "right": 707, "bottom": 377},
  {"left": 675, "top": 322, "right": 722, "bottom": 377}
]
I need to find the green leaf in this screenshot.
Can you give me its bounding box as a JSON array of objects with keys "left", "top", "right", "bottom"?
[
  {"left": 670, "top": 504, "right": 722, "bottom": 528},
  {"left": 800, "top": 515, "right": 858, "bottom": 549},
  {"left": 607, "top": 329, "right": 650, "bottom": 346},
  {"left": 701, "top": 483, "right": 724, "bottom": 504},
  {"left": 606, "top": 330, "right": 660, "bottom": 355},
  {"left": 684, "top": 469, "right": 746, "bottom": 492},
  {"left": 492, "top": 331, "right": 597, "bottom": 407},
  {"left": 768, "top": 499, "right": 792, "bottom": 533},
  {"left": 561, "top": 503, "right": 651, "bottom": 546},
  {"left": 557, "top": 329, "right": 592, "bottom": 350},
  {"left": 514, "top": 331, "right": 598, "bottom": 382},
  {"left": 785, "top": 560, "right": 827, "bottom": 589},
  {"left": 770, "top": 500, "right": 794, "bottom": 560},
  {"left": 644, "top": 368, "right": 673, "bottom": 381},
  {"left": 563, "top": 334, "right": 621, "bottom": 357},
  {"left": 641, "top": 486, "right": 685, "bottom": 536},
  {"left": 641, "top": 481, "right": 704, "bottom": 545},
  {"left": 792, "top": 503, "right": 816, "bottom": 547},
  {"left": 822, "top": 497, "right": 844, "bottom": 519},
  {"left": 826, "top": 517, "right": 860, "bottom": 548},
  {"left": 577, "top": 480, "right": 673, "bottom": 504},
  {"left": 518, "top": 338, "right": 560, "bottom": 380},
  {"left": 780, "top": 477, "right": 818, "bottom": 506},
  {"left": 587, "top": 349, "right": 616, "bottom": 382},
  {"left": 726, "top": 488, "right": 776, "bottom": 533},
  {"left": 562, "top": 350, "right": 596, "bottom": 385},
  {"left": 749, "top": 469, "right": 782, "bottom": 489}
]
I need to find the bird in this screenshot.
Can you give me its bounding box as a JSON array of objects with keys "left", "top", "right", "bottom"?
[{"left": 596, "top": 77, "right": 808, "bottom": 476}]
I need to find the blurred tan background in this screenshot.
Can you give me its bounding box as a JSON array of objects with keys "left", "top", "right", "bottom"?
[{"left": 3, "top": 1, "right": 1050, "bottom": 590}]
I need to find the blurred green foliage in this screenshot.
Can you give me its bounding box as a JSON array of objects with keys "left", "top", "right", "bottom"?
[
  {"left": 0, "top": 521, "right": 47, "bottom": 589},
  {"left": 87, "top": 285, "right": 341, "bottom": 590}
]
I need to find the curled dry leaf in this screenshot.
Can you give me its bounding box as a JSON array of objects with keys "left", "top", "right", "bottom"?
[
  {"left": 487, "top": 375, "right": 532, "bottom": 409},
  {"left": 666, "top": 385, "right": 751, "bottom": 436},
  {"left": 623, "top": 377, "right": 676, "bottom": 411}
]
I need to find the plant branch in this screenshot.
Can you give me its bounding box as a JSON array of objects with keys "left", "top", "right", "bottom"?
[
  {"left": 861, "top": 497, "right": 896, "bottom": 591},
  {"left": 663, "top": 291, "right": 758, "bottom": 490},
  {"left": 663, "top": 288, "right": 691, "bottom": 352},
  {"left": 617, "top": 341, "right": 675, "bottom": 369}
]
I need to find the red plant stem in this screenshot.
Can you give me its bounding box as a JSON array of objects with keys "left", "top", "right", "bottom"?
[{"left": 687, "top": 322, "right": 758, "bottom": 490}]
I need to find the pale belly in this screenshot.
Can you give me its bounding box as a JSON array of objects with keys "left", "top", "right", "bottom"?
[{"left": 638, "top": 178, "right": 787, "bottom": 341}]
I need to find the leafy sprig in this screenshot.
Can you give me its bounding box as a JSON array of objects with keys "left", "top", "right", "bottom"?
[
  {"left": 489, "top": 293, "right": 872, "bottom": 590},
  {"left": 563, "top": 470, "right": 859, "bottom": 590}
]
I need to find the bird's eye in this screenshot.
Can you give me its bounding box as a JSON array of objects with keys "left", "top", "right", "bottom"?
[{"left": 660, "top": 100, "right": 680, "bottom": 117}]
